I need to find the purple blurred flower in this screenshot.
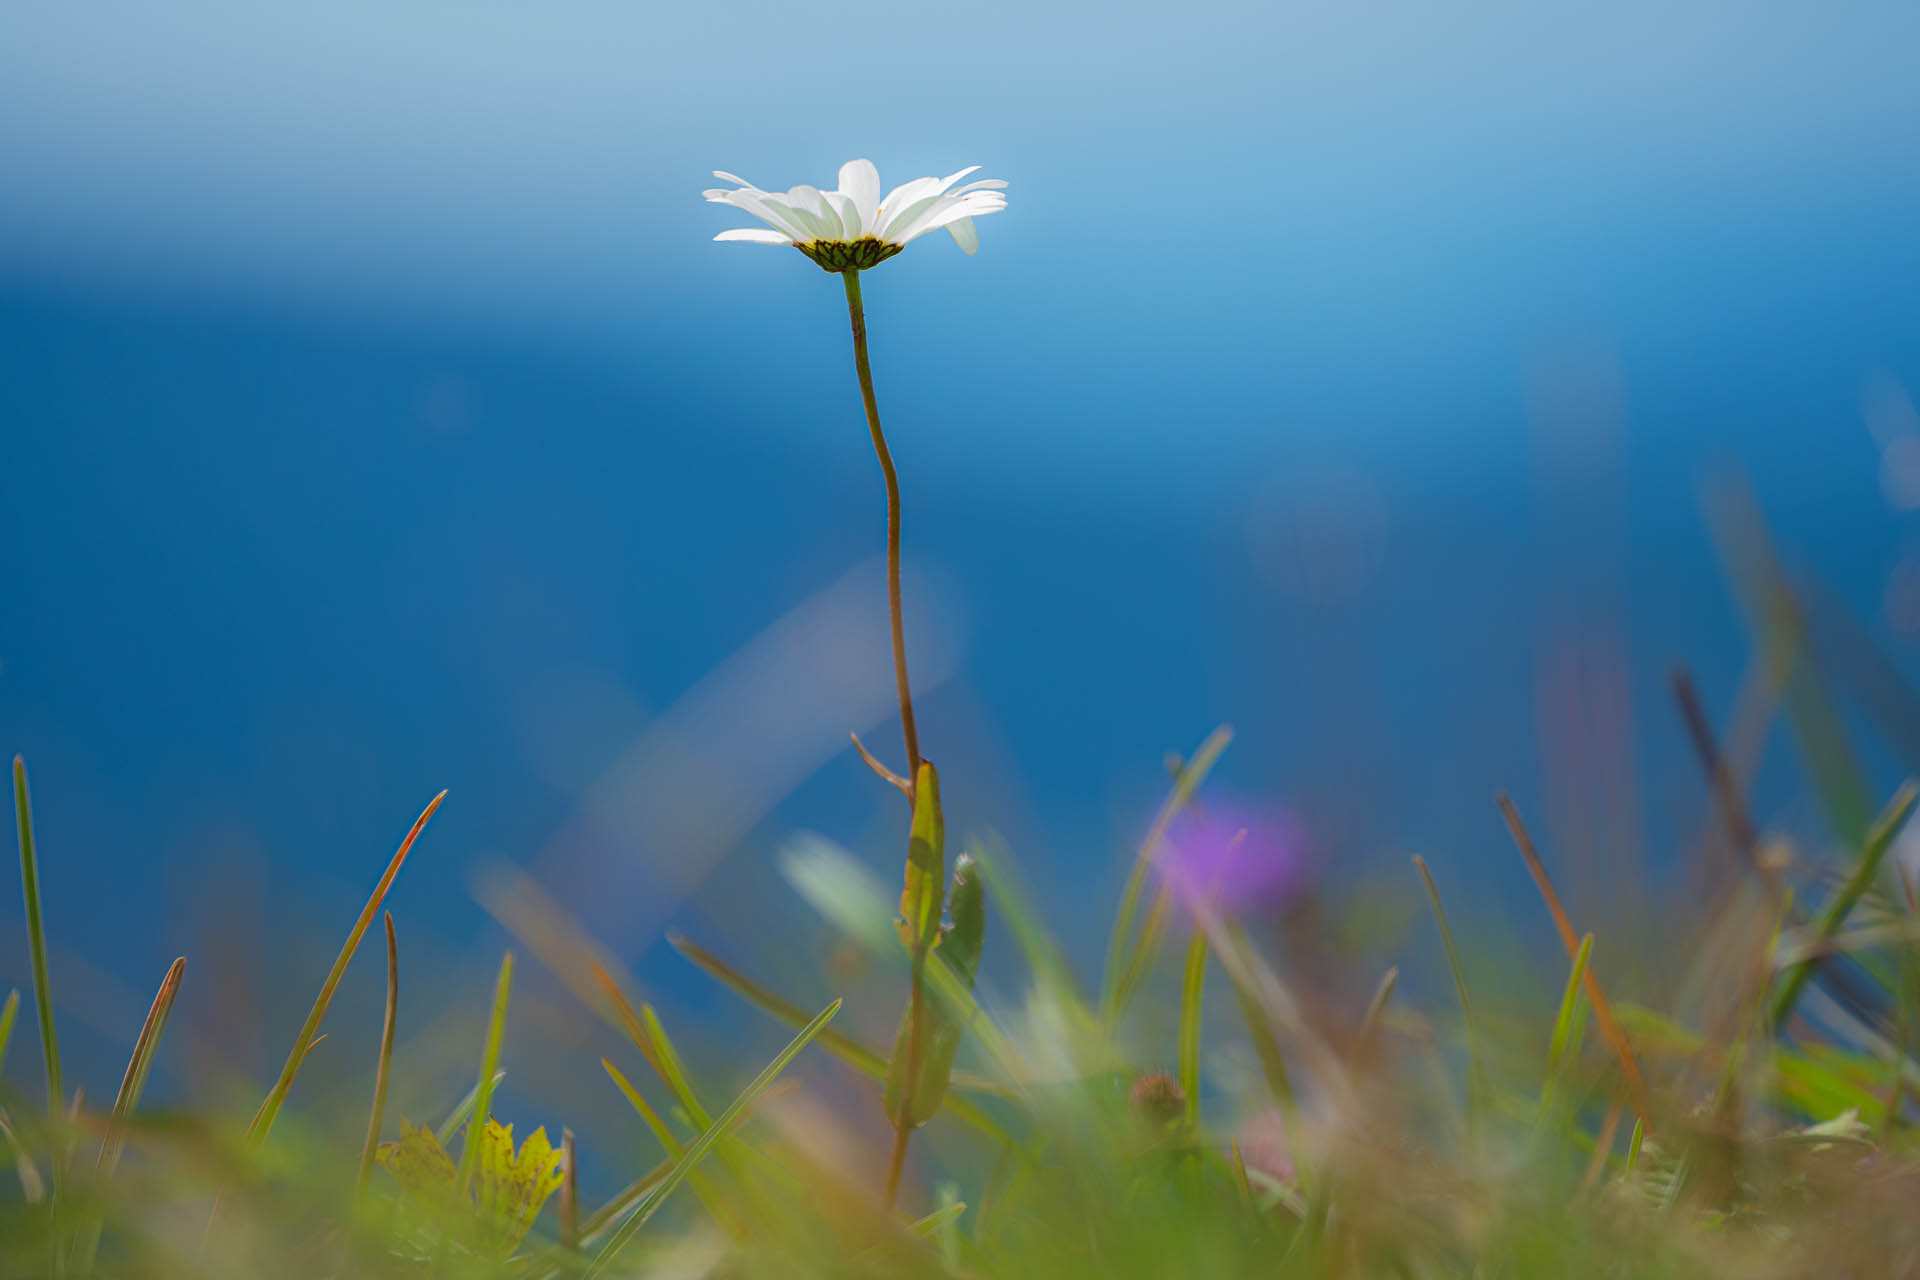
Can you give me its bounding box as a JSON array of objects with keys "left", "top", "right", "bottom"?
[{"left": 1155, "top": 801, "right": 1308, "bottom": 917}]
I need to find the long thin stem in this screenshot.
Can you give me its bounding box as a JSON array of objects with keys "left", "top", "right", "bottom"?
[{"left": 841, "top": 268, "right": 921, "bottom": 802}]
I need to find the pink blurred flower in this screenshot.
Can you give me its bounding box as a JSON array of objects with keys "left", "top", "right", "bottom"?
[
  {"left": 1236, "top": 1108, "right": 1297, "bottom": 1187},
  {"left": 1155, "top": 801, "right": 1308, "bottom": 917}
]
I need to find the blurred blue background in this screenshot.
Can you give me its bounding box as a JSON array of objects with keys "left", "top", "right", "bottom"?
[{"left": 4, "top": 0, "right": 1920, "bottom": 1132}]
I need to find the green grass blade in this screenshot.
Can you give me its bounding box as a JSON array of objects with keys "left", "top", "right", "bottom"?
[
  {"left": 666, "top": 933, "right": 1017, "bottom": 1147},
  {"left": 1177, "top": 930, "right": 1207, "bottom": 1129},
  {"left": 1536, "top": 934, "right": 1593, "bottom": 1140},
  {"left": 1414, "top": 855, "right": 1484, "bottom": 1127},
  {"left": 1770, "top": 782, "right": 1918, "bottom": 1033},
  {"left": 584, "top": 999, "right": 841, "bottom": 1278},
  {"left": 1100, "top": 726, "right": 1232, "bottom": 1025},
  {"left": 437, "top": 1070, "right": 506, "bottom": 1148},
  {"left": 602, "top": 1057, "right": 682, "bottom": 1156},
  {"left": 966, "top": 839, "right": 1080, "bottom": 1007},
  {"left": 907, "top": 1197, "right": 967, "bottom": 1238},
  {"left": 602, "top": 1057, "right": 750, "bottom": 1241},
  {"left": 1548, "top": 934, "right": 1595, "bottom": 1074},
  {"left": 247, "top": 790, "right": 445, "bottom": 1146},
  {"left": 668, "top": 933, "right": 887, "bottom": 1077},
  {"left": 585, "top": 961, "right": 719, "bottom": 1134},
  {"left": 1221, "top": 920, "right": 1296, "bottom": 1109},
  {"left": 456, "top": 951, "right": 514, "bottom": 1196},
  {"left": 639, "top": 1005, "right": 715, "bottom": 1130},
  {"left": 13, "top": 759, "right": 63, "bottom": 1177},
  {"left": 356, "top": 913, "right": 399, "bottom": 1195},
  {"left": 0, "top": 989, "right": 19, "bottom": 1079},
  {"left": 578, "top": 1163, "right": 670, "bottom": 1242}
]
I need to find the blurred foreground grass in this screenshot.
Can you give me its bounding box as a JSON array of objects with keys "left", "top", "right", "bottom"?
[{"left": 7, "top": 483, "right": 1920, "bottom": 1278}]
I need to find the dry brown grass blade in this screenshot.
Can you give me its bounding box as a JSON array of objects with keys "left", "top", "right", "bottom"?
[
  {"left": 1671, "top": 668, "right": 1770, "bottom": 884},
  {"left": 559, "top": 1128, "right": 580, "bottom": 1253},
  {"left": 1496, "top": 793, "right": 1653, "bottom": 1135},
  {"left": 355, "top": 912, "right": 399, "bottom": 1194}
]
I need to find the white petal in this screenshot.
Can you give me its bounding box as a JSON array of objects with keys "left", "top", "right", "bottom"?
[
  {"left": 711, "top": 170, "right": 761, "bottom": 190},
  {"left": 952, "top": 179, "right": 1008, "bottom": 195},
  {"left": 715, "top": 228, "right": 796, "bottom": 245},
  {"left": 945, "top": 216, "right": 979, "bottom": 255},
  {"left": 724, "top": 190, "right": 813, "bottom": 239},
  {"left": 877, "top": 176, "right": 942, "bottom": 221},
  {"left": 778, "top": 185, "right": 842, "bottom": 241},
  {"left": 876, "top": 192, "right": 942, "bottom": 242},
  {"left": 823, "top": 191, "right": 863, "bottom": 240},
  {"left": 908, "top": 200, "right": 987, "bottom": 239},
  {"left": 836, "top": 158, "right": 881, "bottom": 227}
]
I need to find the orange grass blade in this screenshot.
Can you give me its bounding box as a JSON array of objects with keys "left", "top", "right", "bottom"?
[
  {"left": 1497, "top": 793, "right": 1652, "bottom": 1134},
  {"left": 355, "top": 913, "right": 400, "bottom": 1194},
  {"left": 246, "top": 790, "right": 445, "bottom": 1146}
]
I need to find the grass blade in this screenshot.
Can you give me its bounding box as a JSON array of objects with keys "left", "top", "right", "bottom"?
[
  {"left": 602, "top": 1057, "right": 682, "bottom": 1155},
  {"left": 639, "top": 1005, "right": 715, "bottom": 1130},
  {"left": 1536, "top": 934, "right": 1593, "bottom": 1140},
  {"left": 1413, "top": 855, "right": 1484, "bottom": 1127},
  {"left": 667, "top": 933, "right": 1017, "bottom": 1148},
  {"left": 1769, "top": 782, "right": 1919, "bottom": 1033},
  {"left": 437, "top": 1070, "right": 506, "bottom": 1149},
  {"left": 97, "top": 957, "right": 186, "bottom": 1179},
  {"left": 1497, "top": 795, "right": 1653, "bottom": 1134},
  {"left": 0, "top": 989, "right": 19, "bottom": 1079},
  {"left": 13, "top": 758, "right": 63, "bottom": 1190},
  {"left": 1547, "top": 935, "right": 1595, "bottom": 1075},
  {"left": 1361, "top": 967, "right": 1398, "bottom": 1047},
  {"left": 1100, "top": 726, "right": 1232, "bottom": 1025},
  {"left": 456, "top": 951, "right": 514, "bottom": 1196},
  {"left": 906, "top": 1198, "right": 967, "bottom": 1238},
  {"left": 586, "top": 961, "right": 718, "bottom": 1131},
  {"left": 668, "top": 933, "right": 884, "bottom": 1077},
  {"left": 1177, "top": 930, "right": 1207, "bottom": 1129},
  {"left": 1220, "top": 920, "right": 1297, "bottom": 1110},
  {"left": 559, "top": 1129, "right": 579, "bottom": 1254},
  {"left": 77, "top": 956, "right": 187, "bottom": 1272},
  {"left": 584, "top": 999, "right": 841, "bottom": 1278},
  {"left": 602, "top": 1056, "right": 747, "bottom": 1241},
  {"left": 356, "top": 913, "right": 399, "bottom": 1194},
  {"left": 247, "top": 790, "right": 445, "bottom": 1146}
]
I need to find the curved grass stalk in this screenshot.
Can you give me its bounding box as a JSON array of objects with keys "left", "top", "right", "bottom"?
[{"left": 584, "top": 1000, "right": 841, "bottom": 1278}]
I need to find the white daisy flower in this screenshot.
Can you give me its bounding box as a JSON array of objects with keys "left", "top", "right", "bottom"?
[{"left": 704, "top": 158, "right": 1008, "bottom": 271}]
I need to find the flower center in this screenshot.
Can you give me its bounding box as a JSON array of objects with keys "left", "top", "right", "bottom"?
[{"left": 797, "top": 236, "right": 906, "bottom": 273}]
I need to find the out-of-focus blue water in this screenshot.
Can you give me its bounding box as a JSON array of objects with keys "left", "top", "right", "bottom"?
[{"left": 3, "top": 1, "right": 1920, "bottom": 1117}]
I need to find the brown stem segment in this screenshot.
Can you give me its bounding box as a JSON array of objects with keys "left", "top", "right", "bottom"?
[{"left": 842, "top": 269, "right": 922, "bottom": 804}]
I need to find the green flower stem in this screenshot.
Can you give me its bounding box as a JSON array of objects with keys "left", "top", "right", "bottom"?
[{"left": 841, "top": 268, "right": 921, "bottom": 802}]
